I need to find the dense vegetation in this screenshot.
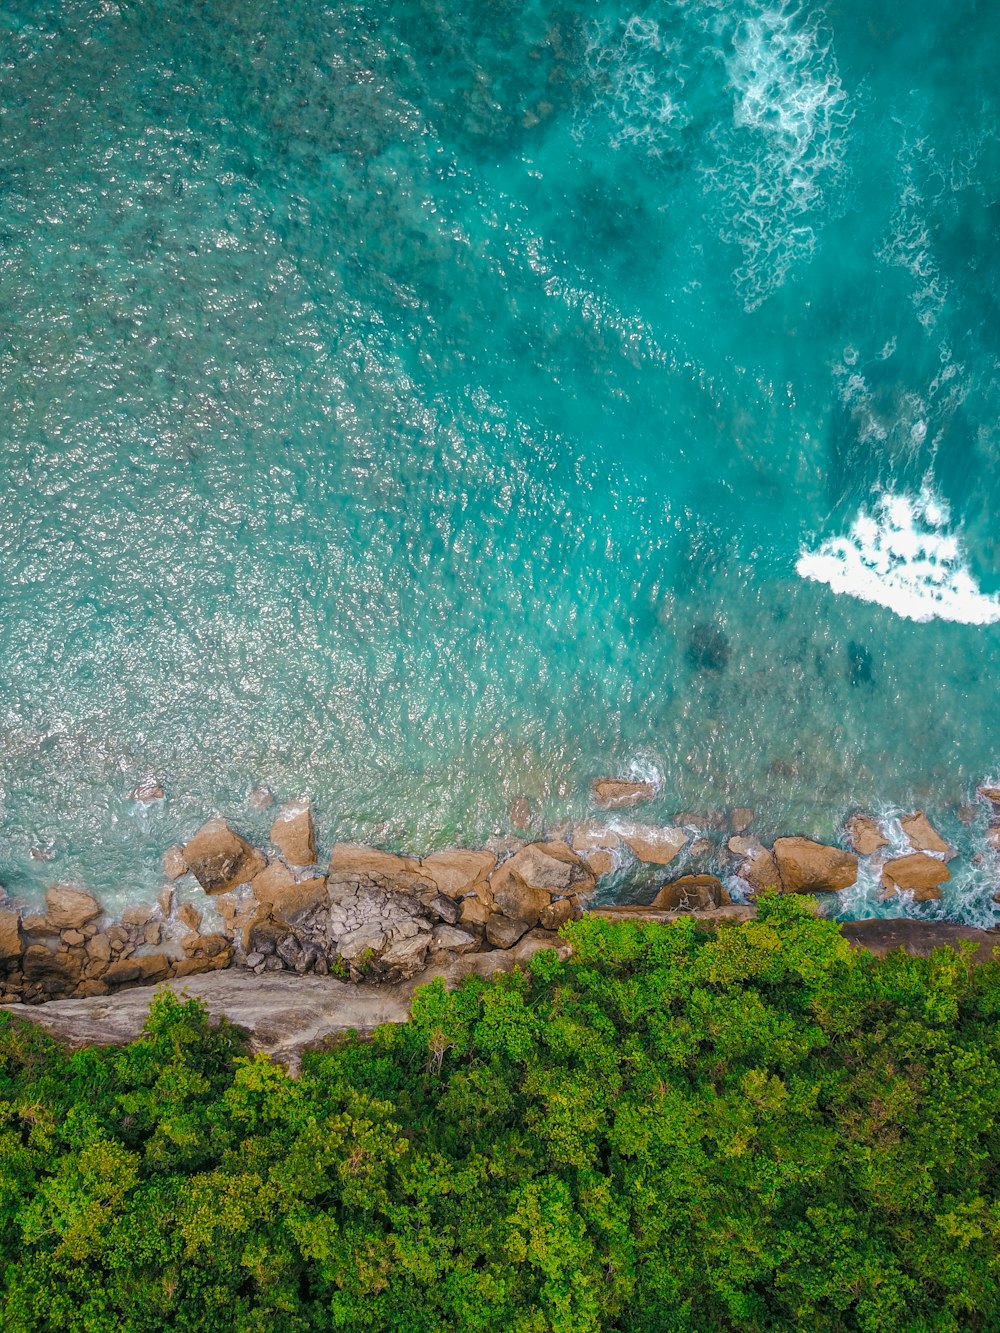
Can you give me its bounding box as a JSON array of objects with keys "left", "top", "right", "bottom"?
[{"left": 1, "top": 896, "right": 998, "bottom": 1332}]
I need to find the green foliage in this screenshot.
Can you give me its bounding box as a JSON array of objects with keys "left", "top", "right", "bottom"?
[{"left": 1, "top": 905, "right": 999, "bottom": 1330}]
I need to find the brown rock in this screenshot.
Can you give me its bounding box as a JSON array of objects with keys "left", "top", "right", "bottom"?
[
  {"left": 379, "top": 935, "right": 429, "bottom": 977},
  {"left": 459, "top": 897, "right": 491, "bottom": 929},
  {"left": 485, "top": 916, "right": 530, "bottom": 948},
  {"left": 491, "top": 842, "right": 595, "bottom": 899},
  {"left": 60, "top": 929, "right": 85, "bottom": 947},
  {"left": 580, "top": 848, "right": 616, "bottom": 877},
  {"left": 183, "top": 820, "right": 266, "bottom": 894},
  {"left": 977, "top": 785, "right": 1000, "bottom": 806},
  {"left": 20, "top": 914, "right": 55, "bottom": 937},
  {"left": 143, "top": 922, "right": 161, "bottom": 947},
  {"left": 252, "top": 862, "right": 328, "bottom": 922},
  {"left": 491, "top": 879, "right": 551, "bottom": 928},
  {"left": 270, "top": 800, "right": 316, "bottom": 866},
  {"left": 86, "top": 934, "right": 112, "bottom": 963},
  {"left": 177, "top": 902, "right": 203, "bottom": 932},
  {"left": 688, "top": 838, "right": 714, "bottom": 860},
  {"left": 248, "top": 786, "right": 274, "bottom": 811},
  {"left": 45, "top": 884, "right": 102, "bottom": 930},
  {"left": 328, "top": 844, "right": 425, "bottom": 894},
  {"left": 538, "top": 897, "right": 574, "bottom": 931},
  {"left": 620, "top": 825, "right": 688, "bottom": 866},
  {"left": 162, "top": 846, "right": 187, "bottom": 880},
  {"left": 420, "top": 850, "right": 496, "bottom": 898},
  {"left": 881, "top": 853, "right": 950, "bottom": 900},
  {"left": 182, "top": 933, "right": 230, "bottom": 961},
  {"left": 157, "top": 885, "right": 176, "bottom": 916},
  {"left": 958, "top": 805, "right": 980, "bottom": 825},
  {"left": 985, "top": 826, "right": 1000, "bottom": 852},
  {"left": 74, "top": 979, "right": 109, "bottom": 998},
  {"left": 845, "top": 815, "right": 889, "bottom": 856},
  {"left": 591, "top": 778, "right": 656, "bottom": 810},
  {"left": 773, "top": 839, "right": 858, "bottom": 893},
  {"left": 0, "top": 910, "right": 22, "bottom": 963},
  {"left": 122, "top": 904, "right": 155, "bottom": 929},
  {"left": 105, "top": 954, "right": 172, "bottom": 987},
  {"left": 652, "top": 875, "right": 729, "bottom": 911},
  {"left": 900, "top": 811, "right": 950, "bottom": 855},
  {"left": 730, "top": 808, "right": 754, "bottom": 834},
  {"left": 431, "top": 925, "right": 479, "bottom": 954},
  {"left": 738, "top": 846, "right": 782, "bottom": 892},
  {"left": 22, "top": 945, "right": 83, "bottom": 986}
]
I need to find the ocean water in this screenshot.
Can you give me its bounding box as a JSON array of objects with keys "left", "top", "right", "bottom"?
[{"left": 1, "top": 0, "right": 999, "bottom": 923}]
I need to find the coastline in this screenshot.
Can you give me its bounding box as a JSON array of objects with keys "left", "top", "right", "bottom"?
[{"left": 2, "top": 780, "right": 999, "bottom": 1009}]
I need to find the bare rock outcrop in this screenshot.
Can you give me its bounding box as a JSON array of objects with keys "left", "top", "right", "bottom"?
[
  {"left": 270, "top": 800, "right": 316, "bottom": 866},
  {"left": 773, "top": 838, "right": 858, "bottom": 893},
  {"left": 845, "top": 815, "right": 889, "bottom": 856},
  {"left": 652, "top": 875, "right": 729, "bottom": 911},
  {"left": 899, "top": 811, "right": 951, "bottom": 856},
  {"left": 183, "top": 820, "right": 266, "bottom": 894},
  {"left": 45, "top": 884, "right": 103, "bottom": 930},
  {"left": 881, "top": 854, "right": 950, "bottom": 901}
]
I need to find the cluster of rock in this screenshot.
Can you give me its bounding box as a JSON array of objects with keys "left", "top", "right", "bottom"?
[{"left": 3, "top": 777, "right": 1000, "bottom": 1006}]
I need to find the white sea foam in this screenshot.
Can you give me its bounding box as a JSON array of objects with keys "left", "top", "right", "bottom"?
[
  {"left": 581, "top": 15, "right": 688, "bottom": 156},
  {"left": 717, "top": 0, "right": 853, "bottom": 308},
  {"left": 796, "top": 488, "right": 1000, "bottom": 625}
]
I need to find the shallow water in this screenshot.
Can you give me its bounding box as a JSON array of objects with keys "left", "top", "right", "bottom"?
[{"left": 1, "top": 0, "right": 998, "bottom": 922}]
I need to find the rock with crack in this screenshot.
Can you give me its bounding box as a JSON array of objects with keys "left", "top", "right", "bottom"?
[
  {"left": 183, "top": 820, "right": 266, "bottom": 894},
  {"left": 844, "top": 815, "right": 889, "bottom": 856},
  {"left": 773, "top": 838, "right": 858, "bottom": 893},
  {"left": 652, "top": 875, "right": 729, "bottom": 911},
  {"left": 899, "top": 811, "right": 951, "bottom": 856},
  {"left": 590, "top": 778, "right": 657, "bottom": 810}
]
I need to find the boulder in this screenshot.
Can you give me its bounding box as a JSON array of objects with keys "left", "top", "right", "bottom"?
[
  {"left": 459, "top": 897, "right": 491, "bottom": 929},
  {"left": 157, "top": 885, "right": 176, "bottom": 916},
  {"left": 177, "top": 902, "right": 203, "bottom": 933},
  {"left": 591, "top": 778, "right": 656, "bottom": 810},
  {"left": 270, "top": 800, "right": 316, "bottom": 866},
  {"left": 844, "top": 815, "right": 889, "bottom": 856},
  {"left": 379, "top": 934, "right": 429, "bottom": 978},
  {"left": 538, "top": 897, "right": 575, "bottom": 931},
  {"left": 737, "top": 845, "right": 782, "bottom": 892},
  {"left": 881, "top": 854, "right": 950, "bottom": 900},
  {"left": 328, "top": 844, "right": 427, "bottom": 895},
  {"left": 730, "top": 808, "right": 754, "bottom": 834},
  {"left": 22, "top": 945, "right": 83, "bottom": 987},
  {"left": 61, "top": 929, "right": 85, "bottom": 947},
  {"left": 652, "top": 875, "right": 728, "bottom": 911},
  {"left": 485, "top": 916, "right": 530, "bottom": 949},
  {"left": 162, "top": 846, "right": 188, "bottom": 879},
  {"left": 0, "top": 910, "right": 22, "bottom": 964},
  {"left": 428, "top": 893, "right": 460, "bottom": 925},
  {"left": 252, "top": 862, "right": 328, "bottom": 923},
  {"left": 121, "top": 904, "right": 154, "bottom": 929},
  {"left": 86, "top": 934, "right": 112, "bottom": 963},
  {"left": 899, "top": 811, "right": 950, "bottom": 855},
  {"left": 620, "top": 825, "right": 687, "bottom": 866},
  {"left": 420, "top": 850, "right": 496, "bottom": 898},
  {"left": 104, "top": 954, "right": 172, "bottom": 987},
  {"left": 986, "top": 826, "right": 1000, "bottom": 852},
  {"left": 431, "top": 925, "right": 479, "bottom": 954},
  {"left": 490, "top": 842, "right": 595, "bottom": 900},
  {"left": 45, "top": 884, "right": 102, "bottom": 930},
  {"left": 773, "top": 839, "right": 858, "bottom": 893},
  {"left": 977, "top": 785, "right": 1000, "bottom": 806},
  {"left": 491, "top": 879, "right": 551, "bottom": 928},
  {"left": 579, "top": 848, "right": 616, "bottom": 877},
  {"left": 183, "top": 820, "right": 265, "bottom": 894}
]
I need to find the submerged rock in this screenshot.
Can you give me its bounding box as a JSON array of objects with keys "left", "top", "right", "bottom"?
[
  {"left": 508, "top": 796, "right": 534, "bottom": 830},
  {"left": 899, "top": 811, "right": 951, "bottom": 856},
  {"left": 620, "top": 825, "right": 688, "bottom": 866},
  {"left": 773, "top": 838, "right": 858, "bottom": 893},
  {"left": 183, "top": 820, "right": 266, "bottom": 895},
  {"left": 590, "top": 779, "right": 656, "bottom": 810},
  {"left": 270, "top": 800, "right": 316, "bottom": 867},
  {"left": 844, "top": 815, "right": 889, "bottom": 856},
  {"left": 686, "top": 622, "right": 730, "bottom": 672},
  {"left": 129, "top": 780, "right": 165, "bottom": 804},
  {"left": 846, "top": 641, "right": 873, "bottom": 687},
  {"left": 881, "top": 853, "right": 950, "bottom": 900}
]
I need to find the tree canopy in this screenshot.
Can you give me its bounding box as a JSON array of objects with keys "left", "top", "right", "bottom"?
[{"left": 1, "top": 894, "right": 998, "bottom": 1331}]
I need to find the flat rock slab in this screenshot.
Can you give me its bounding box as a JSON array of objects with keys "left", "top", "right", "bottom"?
[
  {"left": 841, "top": 919, "right": 1000, "bottom": 963},
  {"left": 1, "top": 934, "right": 569, "bottom": 1067}
]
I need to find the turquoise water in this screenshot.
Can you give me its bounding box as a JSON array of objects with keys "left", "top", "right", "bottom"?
[{"left": 2, "top": 0, "right": 999, "bottom": 922}]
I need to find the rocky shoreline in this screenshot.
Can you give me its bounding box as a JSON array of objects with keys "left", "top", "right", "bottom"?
[{"left": 2, "top": 779, "right": 1000, "bottom": 1007}]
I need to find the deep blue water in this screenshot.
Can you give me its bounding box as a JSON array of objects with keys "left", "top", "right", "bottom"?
[{"left": 1, "top": 0, "right": 999, "bottom": 921}]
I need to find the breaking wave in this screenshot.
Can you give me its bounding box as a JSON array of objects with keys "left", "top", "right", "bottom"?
[{"left": 796, "top": 488, "right": 1000, "bottom": 625}]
